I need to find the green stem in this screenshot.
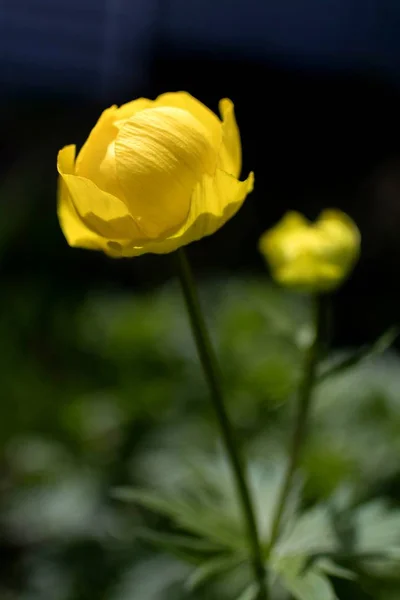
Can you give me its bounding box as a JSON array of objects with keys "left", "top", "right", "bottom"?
[
  {"left": 268, "top": 295, "right": 326, "bottom": 552},
  {"left": 176, "top": 248, "right": 268, "bottom": 600}
]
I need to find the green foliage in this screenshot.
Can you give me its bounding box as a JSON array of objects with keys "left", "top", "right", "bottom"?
[
  {"left": 272, "top": 555, "right": 338, "bottom": 600},
  {"left": 1, "top": 274, "right": 400, "bottom": 599}
]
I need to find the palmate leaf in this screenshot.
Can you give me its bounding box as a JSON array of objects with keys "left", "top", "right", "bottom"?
[
  {"left": 133, "top": 527, "right": 225, "bottom": 564},
  {"left": 115, "top": 452, "right": 353, "bottom": 598},
  {"left": 349, "top": 500, "right": 400, "bottom": 578},
  {"left": 185, "top": 554, "right": 245, "bottom": 591},
  {"left": 298, "top": 496, "right": 400, "bottom": 584},
  {"left": 113, "top": 457, "right": 301, "bottom": 596},
  {"left": 114, "top": 491, "right": 364, "bottom": 600},
  {"left": 291, "top": 497, "right": 400, "bottom": 594},
  {"left": 355, "top": 500, "right": 400, "bottom": 553},
  {"left": 269, "top": 505, "right": 355, "bottom": 600},
  {"left": 271, "top": 510, "right": 338, "bottom": 600},
  {"left": 271, "top": 555, "right": 338, "bottom": 600},
  {"left": 276, "top": 505, "right": 338, "bottom": 557},
  {"left": 115, "top": 451, "right": 305, "bottom": 557},
  {"left": 115, "top": 447, "right": 400, "bottom": 598},
  {"left": 115, "top": 484, "right": 253, "bottom": 596},
  {"left": 133, "top": 443, "right": 303, "bottom": 543},
  {"left": 113, "top": 486, "right": 244, "bottom": 550},
  {"left": 328, "top": 493, "right": 400, "bottom": 554}
]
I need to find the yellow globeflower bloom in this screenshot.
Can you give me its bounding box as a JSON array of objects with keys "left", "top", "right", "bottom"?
[
  {"left": 258, "top": 210, "right": 360, "bottom": 292},
  {"left": 57, "top": 92, "right": 254, "bottom": 257}
]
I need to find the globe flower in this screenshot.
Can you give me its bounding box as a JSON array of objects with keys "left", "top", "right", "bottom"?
[
  {"left": 57, "top": 92, "right": 254, "bottom": 257},
  {"left": 258, "top": 210, "right": 360, "bottom": 292}
]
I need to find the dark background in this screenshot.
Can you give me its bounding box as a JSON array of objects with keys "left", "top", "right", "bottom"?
[
  {"left": 2, "top": 2, "right": 400, "bottom": 598},
  {"left": 2, "top": 0, "right": 400, "bottom": 345}
]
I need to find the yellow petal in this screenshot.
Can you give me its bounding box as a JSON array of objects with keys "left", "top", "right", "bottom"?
[
  {"left": 259, "top": 212, "right": 311, "bottom": 271},
  {"left": 175, "top": 168, "right": 254, "bottom": 246},
  {"left": 113, "top": 106, "right": 217, "bottom": 238},
  {"left": 218, "top": 99, "right": 242, "bottom": 178},
  {"left": 154, "top": 91, "right": 222, "bottom": 149},
  {"left": 115, "top": 92, "right": 221, "bottom": 148},
  {"left": 58, "top": 146, "right": 143, "bottom": 242},
  {"left": 316, "top": 209, "right": 360, "bottom": 268},
  {"left": 275, "top": 212, "right": 310, "bottom": 229},
  {"left": 114, "top": 168, "right": 254, "bottom": 256},
  {"left": 276, "top": 257, "right": 343, "bottom": 292},
  {"left": 114, "top": 97, "right": 154, "bottom": 122},
  {"left": 57, "top": 145, "right": 107, "bottom": 251},
  {"left": 75, "top": 106, "right": 119, "bottom": 192}
]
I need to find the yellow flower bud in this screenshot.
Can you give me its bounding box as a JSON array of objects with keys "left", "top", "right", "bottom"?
[
  {"left": 57, "top": 92, "right": 254, "bottom": 257},
  {"left": 258, "top": 210, "right": 360, "bottom": 292}
]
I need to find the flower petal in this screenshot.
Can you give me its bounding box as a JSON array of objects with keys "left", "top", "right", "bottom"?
[
  {"left": 276, "top": 257, "right": 343, "bottom": 292},
  {"left": 218, "top": 99, "right": 242, "bottom": 178},
  {"left": 259, "top": 212, "right": 311, "bottom": 271},
  {"left": 114, "top": 106, "right": 217, "bottom": 239},
  {"left": 154, "top": 92, "right": 222, "bottom": 149},
  {"left": 182, "top": 168, "right": 254, "bottom": 243},
  {"left": 114, "top": 97, "right": 154, "bottom": 122},
  {"left": 317, "top": 209, "right": 361, "bottom": 268},
  {"left": 58, "top": 146, "right": 143, "bottom": 242},
  {"left": 57, "top": 145, "right": 107, "bottom": 251},
  {"left": 75, "top": 106, "right": 119, "bottom": 193},
  {"left": 115, "top": 168, "right": 254, "bottom": 256}
]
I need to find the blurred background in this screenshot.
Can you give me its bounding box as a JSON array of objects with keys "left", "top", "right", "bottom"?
[{"left": 2, "top": 1, "right": 400, "bottom": 598}]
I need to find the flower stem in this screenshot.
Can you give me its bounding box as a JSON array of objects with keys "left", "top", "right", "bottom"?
[
  {"left": 176, "top": 248, "right": 268, "bottom": 600},
  {"left": 268, "top": 295, "right": 326, "bottom": 552}
]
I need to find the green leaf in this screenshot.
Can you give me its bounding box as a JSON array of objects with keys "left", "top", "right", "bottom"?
[
  {"left": 323, "top": 499, "right": 400, "bottom": 579},
  {"left": 276, "top": 505, "right": 337, "bottom": 556},
  {"left": 134, "top": 527, "right": 224, "bottom": 562},
  {"left": 185, "top": 554, "right": 244, "bottom": 591},
  {"left": 270, "top": 507, "right": 341, "bottom": 600},
  {"left": 305, "top": 550, "right": 395, "bottom": 569},
  {"left": 113, "top": 486, "right": 185, "bottom": 516},
  {"left": 317, "top": 326, "right": 399, "bottom": 383},
  {"left": 273, "top": 555, "right": 338, "bottom": 600},
  {"left": 354, "top": 500, "right": 400, "bottom": 554},
  {"left": 317, "top": 558, "right": 356, "bottom": 580},
  {"left": 236, "top": 582, "right": 260, "bottom": 600},
  {"left": 113, "top": 486, "right": 244, "bottom": 550}
]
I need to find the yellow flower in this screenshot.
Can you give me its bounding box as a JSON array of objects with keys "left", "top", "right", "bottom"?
[
  {"left": 258, "top": 210, "right": 360, "bottom": 292},
  {"left": 57, "top": 92, "right": 254, "bottom": 257}
]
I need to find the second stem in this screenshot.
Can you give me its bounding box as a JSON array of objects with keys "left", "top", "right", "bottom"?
[{"left": 268, "top": 295, "right": 326, "bottom": 551}]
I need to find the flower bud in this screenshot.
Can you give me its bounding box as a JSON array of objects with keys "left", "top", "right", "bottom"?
[
  {"left": 57, "top": 92, "right": 254, "bottom": 257},
  {"left": 259, "top": 210, "right": 360, "bottom": 292}
]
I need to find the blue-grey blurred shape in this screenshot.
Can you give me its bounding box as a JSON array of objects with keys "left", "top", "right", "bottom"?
[
  {"left": 1, "top": 0, "right": 400, "bottom": 98},
  {"left": 0, "top": 0, "right": 159, "bottom": 100}
]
